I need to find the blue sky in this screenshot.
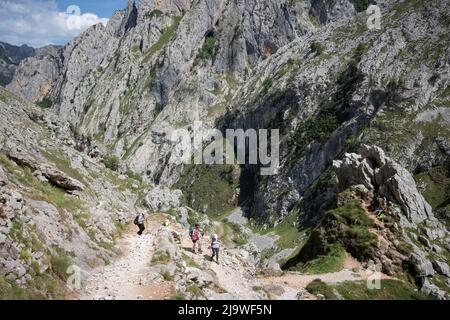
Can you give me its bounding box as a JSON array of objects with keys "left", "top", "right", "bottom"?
[
  {"left": 54, "top": 0, "right": 129, "bottom": 18},
  {"left": 0, "top": 0, "right": 130, "bottom": 47}
]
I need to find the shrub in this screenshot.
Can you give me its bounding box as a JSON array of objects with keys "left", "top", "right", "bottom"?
[
  {"left": 261, "top": 78, "right": 273, "bottom": 93},
  {"left": 50, "top": 248, "right": 72, "bottom": 281},
  {"left": 198, "top": 34, "right": 216, "bottom": 61},
  {"left": 334, "top": 279, "right": 426, "bottom": 300},
  {"left": 37, "top": 97, "right": 52, "bottom": 109},
  {"left": 161, "top": 271, "right": 174, "bottom": 281},
  {"left": 151, "top": 250, "right": 170, "bottom": 265},
  {"left": 310, "top": 42, "right": 325, "bottom": 55},
  {"left": 306, "top": 279, "right": 337, "bottom": 299},
  {"left": 171, "top": 292, "right": 186, "bottom": 300},
  {"left": 103, "top": 155, "right": 119, "bottom": 171},
  {"left": 186, "top": 284, "right": 203, "bottom": 298},
  {"left": 350, "top": 0, "right": 372, "bottom": 12}
]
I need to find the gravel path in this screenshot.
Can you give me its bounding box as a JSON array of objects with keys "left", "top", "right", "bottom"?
[{"left": 80, "top": 215, "right": 174, "bottom": 300}]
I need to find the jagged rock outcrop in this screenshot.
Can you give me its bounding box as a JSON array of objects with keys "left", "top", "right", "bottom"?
[
  {"left": 333, "top": 145, "right": 433, "bottom": 223},
  {"left": 3, "top": 144, "right": 84, "bottom": 192}
]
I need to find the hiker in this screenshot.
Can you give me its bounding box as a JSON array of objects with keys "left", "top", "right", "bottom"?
[
  {"left": 209, "top": 234, "right": 220, "bottom": 263},
  {"left": 189, "top": 224, "right": 204, "bottom": 254},
  {"left": 134, "top": 212, "right": 145, "bottom": 235}
]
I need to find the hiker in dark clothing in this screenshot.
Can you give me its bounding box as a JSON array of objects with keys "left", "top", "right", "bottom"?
[{"left": 134, "top": 212, "right": 145, "bottom": 235}]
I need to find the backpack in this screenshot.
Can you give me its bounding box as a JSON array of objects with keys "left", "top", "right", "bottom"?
[
  {"left": 133, "top": 215, "right": 140, "bottom": 225},
  {"left": 189, "top": 227, "right": 193, "bottom": 237},
  {"left": 191, "top": 228, "right": 199, "bottom": 241}
]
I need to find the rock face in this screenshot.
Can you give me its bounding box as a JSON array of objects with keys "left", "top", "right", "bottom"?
[
  {"left": 0, "top": 42, "right": 36, "bottom": 86},
  {"left": 144, "top": 186, "right": 182, "bottom": 212},
  {"left": 6, "top": 45, "right": 61, "bottom": 102},
  {"left": 333, "top": 145, "right": 433, "bottom": 223},
  {"left": 0, "top": 87, "right": 141, "bottom": 297}
]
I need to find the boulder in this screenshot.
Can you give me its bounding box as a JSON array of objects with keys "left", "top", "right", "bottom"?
[
  {"left": 263, "top": 261, "right": 283, "bottom": 277},
  {"left": 187, "top": 267, "right": 216, "bottom": 288},
  {"left": 420, "top": 279, "right": 448, "bottom": 300},
  {"left": 409, "top": 253, "right": 435, "bottom": 277},
  {"left": 3, "top": 144, "right": 84, "bottom": 191},
  {"left": 334, "top": 145, "right": 434, "bottom": 223},
  {"left": 432, "top": 261, "right": 450, "bottom": 277}
]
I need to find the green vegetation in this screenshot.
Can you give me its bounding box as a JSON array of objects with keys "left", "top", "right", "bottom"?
[
  {"left": 125, "top": 169, "right": 143, "bottom": 183},
  {"left": 170, "top": 292, "right": 186, "bottom": 300},
  {"left": 113, "top": 220, "right": 126, "bottom": 236},
  {"left": 19, "top": 248, "right": 31, "bottom": 260},
  {"left": 197, "top": 34, "right": 216, "bottom": 62},
  {"left": 142, "top": 15, "right": 183, "bottom": 63},
  {"left": 310, "top": 42, "right": 325, "bottom": 56},
  {"left": 151, "top": 250, "right": 171, "bottom": 265},
  {"left": 283, "top": 197, "right": 377, "bottom": 270},
  {"left": 50, "top": 247, "right": 73, "bottom": 282},
  {"left": 36, "top": 97, "right": 53, "bottom": 109},
  {"left": 161, "top": 271, "right": 174, "bottom": 281},
  {"left": 208, "top": 82, "right": 222, "bottom": 95},
  {"left": 414, "top": 165, "right": 449, "bottom": 210},
  {"left": 144, "top": 9, "right": 163, "bottom": 19},
  {"left": 353, "top": 43, "right": 368, "bottom": 56},
  {"left": 334, "top": 280, "right": 426, "bottom": 300},
  {"left": 186, "top": 283, "right": 203, "bottom": 298},
  {"left": 103, "top": 154, "right": 119, "bottom": 171},
  {"left": 306, "top": 279, "right": 425, "bottom": 300},
  {"left": 325, "top": 200, "right": 377, "bottom": 260},
  {"left": 298, "top": 244, "right": 346, "bottom": 274},
  {"left": 306, "top": 279, "right": 338, "bottom": 299},
  {"left": 73, "top": 211, "right": 90, "bottom": 229},
  {"left": 40, "top": 149, "right": 86, "bottom": 184},
  {"left": 0, "top": 155, "right": 85, "bottom": 213},
  {"left": 288, "top": 44, "right": 365, "bottom": 151},
  {"left": 249, "top": 212, "right": 306, "bottom": 251},
  {"left": 182, "top": 252, "right": 200, "bottom": 268},
  {"left": 123, "top": 129, "right": 149, "bottom": 160},
  {"left": 350, "top": 0, "right": 372, "bottom": 12},
  {"left": 261, "top": 78, "right": 273, "bottom": 94},
  {"left": 175, "top": 164, "right": 239, "bottom": 217},
  {"left": 0, "top": 273, "right": 64, "bottom": 300},
  {"left": 221, "top": 220, "right": 248, "bottom": 246}
]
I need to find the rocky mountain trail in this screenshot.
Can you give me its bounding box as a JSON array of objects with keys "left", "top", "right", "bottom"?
[
  {"left": 76, "top": 209, "right": 400, "bottom": 301},
  {"left": 80, "top": 214, "right": 174, "bottom": 300}
]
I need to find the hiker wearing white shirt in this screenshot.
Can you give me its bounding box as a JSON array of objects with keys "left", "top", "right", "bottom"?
[{"left": 209, "top": 234, "right": 220, "bottom": 263}]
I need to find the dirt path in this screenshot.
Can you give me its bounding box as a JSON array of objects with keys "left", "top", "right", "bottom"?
[
  {"left": 80, "top": 214, "right": 174, "bottom": 300},
  {"left": 258, "top": 254, "right": 395, "bottom": 300},
  {"left": 78, "top": 212, "right": 396, "bottom": 300}
]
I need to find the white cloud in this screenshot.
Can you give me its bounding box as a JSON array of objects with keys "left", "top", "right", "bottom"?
[{"left": 0, "top": 0, "right": 108, "bottom": 48}]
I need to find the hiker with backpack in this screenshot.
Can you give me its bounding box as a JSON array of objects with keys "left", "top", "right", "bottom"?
[
  {"left": 134, "top": 212, "right": 145, "bottom": 235},
  {"left": 209, "top": 234, "right": 220, "bottom": 264},
  {"left": 189, "top": 224, "right": 204, "bottom": 254}
]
